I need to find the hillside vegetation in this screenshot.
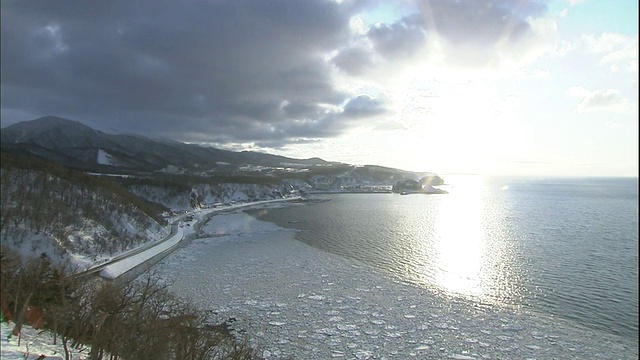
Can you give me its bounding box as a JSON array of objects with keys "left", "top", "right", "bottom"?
[
  {"left": 115, "top": 174, "right": 295, "bottom": 210},
  {"left": 1, "top": 247, "right": 259, "bottom": 359},
  {"left": 1, "top": 152, "right": 169, "bottom": 260}
]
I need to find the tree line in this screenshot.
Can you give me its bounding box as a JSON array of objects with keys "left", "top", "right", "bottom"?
[
  {"left": 1, "top": 246, "right": 259, "bottom": 360},
  {"left": 116, "top": 172, "right": 285, "bottom": 190},
  {"left": 1, "top": 152, "right": 169, "bottom": 255}
]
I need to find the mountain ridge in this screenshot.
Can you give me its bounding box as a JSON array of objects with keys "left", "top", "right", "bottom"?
[
  {"left": 1, "top": 116, "right": 438, "bottom": 184},
  {"left": 1, "top": 116, "right": 337, "bottom": 174},
  {"left": 0, "top": 116, "right": 443, "bottom": 267}
]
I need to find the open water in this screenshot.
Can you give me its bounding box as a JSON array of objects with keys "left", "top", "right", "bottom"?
[{"left": 248, "top": 176, "right": 639, "bottom": 341}]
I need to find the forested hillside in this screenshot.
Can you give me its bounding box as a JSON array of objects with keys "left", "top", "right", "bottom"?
[
  {"left": 0, "top": 152, "right": 169, "bottom": 262},
  {"left": 117, "top": 174, "right": 295, "bottom": 210},
  {"left": 1, "top": 247, "right": 259, "bottom": 359}
]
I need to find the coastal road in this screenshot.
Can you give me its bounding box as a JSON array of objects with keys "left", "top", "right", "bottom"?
[
  {"left": 75, "top": 221, "right": 181, "bottom": 277},
  {"left": 77, "top": 196, "right": 302, "bottom": 279}
]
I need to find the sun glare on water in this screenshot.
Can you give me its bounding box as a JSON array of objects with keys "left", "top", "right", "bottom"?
[
  {"left": 428, "top": 175, "right": 518, "bottom": 302},
  {"left": 433, "top": 175, "right": 485, "bottom": 296}
]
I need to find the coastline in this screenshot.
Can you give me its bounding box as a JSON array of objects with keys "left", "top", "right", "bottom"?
[
  {"left": 96, "top": 196, "right": 303, "bottom": 280},
  {"left": 155, "top": 210, "right": 638, "bottom": 359}
]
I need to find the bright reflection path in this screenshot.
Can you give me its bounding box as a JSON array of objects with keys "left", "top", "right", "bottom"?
[
  {"left": 434, "top": 176, "right": 485, "bottom": 296},
  {"left": 249, "top": 175, "right": 523, "bottom": 305},
  {"left": 429, "top": 175, "right": 519, "bottom": 302}
]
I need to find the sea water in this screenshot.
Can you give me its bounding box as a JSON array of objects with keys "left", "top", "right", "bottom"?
[{"left": 247, "top": 176, "right": 639, "bottom": 341}]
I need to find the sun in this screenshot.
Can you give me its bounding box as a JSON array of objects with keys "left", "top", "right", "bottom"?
[{"left": 397, "top": 80, "right": 525, "bottom": 175}]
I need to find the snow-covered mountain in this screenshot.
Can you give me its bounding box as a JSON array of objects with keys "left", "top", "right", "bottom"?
[
  {"left": 0, "top": 152, "right": 301, "bottom": 265},
  {"left": 127, "top": 182, "right": 296, "bottom": 211},
  {"left": 1, "top": 116, "right": 331, "bottom": 174},
  {"left": 0, "top": 116, "right": 442, "bottom": 265},
  {"left": 0, "top": 153, "right": 169, "bottom": 266},
  {"left": 1, "top": 116, "right": 437, "bottom": 187}
]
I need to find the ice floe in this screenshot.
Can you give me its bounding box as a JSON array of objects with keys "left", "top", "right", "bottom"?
[{"left": 154, "top": 211, "right": 638, "bottom": 359}]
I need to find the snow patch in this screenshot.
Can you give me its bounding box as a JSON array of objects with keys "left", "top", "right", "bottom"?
[
  {"left": 96, "top": 149, "right": 115, "bottom": 165},
  {"left": 1, "top": 321, "right": 88, "bottom": 359}
]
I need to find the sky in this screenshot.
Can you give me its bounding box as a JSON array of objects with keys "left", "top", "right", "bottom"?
[{"left": 1, "top": 0, "right": 637, "bottom": 177}]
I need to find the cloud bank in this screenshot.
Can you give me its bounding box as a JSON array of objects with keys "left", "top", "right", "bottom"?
[{"left": 1, "top": 0, "right": 553, "bottom": 149}]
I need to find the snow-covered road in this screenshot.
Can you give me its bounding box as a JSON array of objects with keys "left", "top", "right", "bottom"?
[
  {"left": 99, "top": 226, "right": 186, "bottom": 279},
  {"left": 98, "top": 196, "right": 301, "bottom": 279}
]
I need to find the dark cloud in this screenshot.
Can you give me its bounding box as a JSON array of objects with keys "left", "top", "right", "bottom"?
[
  {"left": 332, "top": 46, "right": 375, "bottom": 75},
  {"left": 1, "top": 0, "right": 357, "bottom": 144},
  {"left": 343, "top": 95, "right": 389, "bottom": 118},
  {"left": 1, "top": 0, "right": 551, "bottom": 148},
  {"left": 418, "top": 0, "right": 550, "bottom": 67},
  {"left": 420, "top": 0, "right": 546, "bottom": 45},
  {"left": 330, "top": 0, "right": 550, "bottom": 77},
  {"left": 282, "top": 101, "right": 324, "bottom": 120},
  {"left": 367, "top": 15, "right": 426, "bottom": 60}
]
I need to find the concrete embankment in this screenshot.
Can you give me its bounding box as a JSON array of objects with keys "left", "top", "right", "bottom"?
[
  {"left": 100, "top": 224, "right": 187, "bottom": 282},
  {"left": 100, "top": 196, "right": 302, "bottom": 282}
]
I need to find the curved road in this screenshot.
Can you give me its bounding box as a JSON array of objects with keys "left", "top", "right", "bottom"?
[
  {"left": 76, "top": 196, "right": 302, "bottom": 279},
  {"left": 76, "top": 221, "right": 181, "bottom": 277}
]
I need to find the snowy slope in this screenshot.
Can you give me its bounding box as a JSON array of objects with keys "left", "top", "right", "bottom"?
[
  {"left": 99, "top": 196, "right": 300, "bottom": 279},
  {"left": 127, "top": 182, "right": 295, "bottom": 211},
  {"left": 2, "top": 321, "right": 87, "bottom": 360}
]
